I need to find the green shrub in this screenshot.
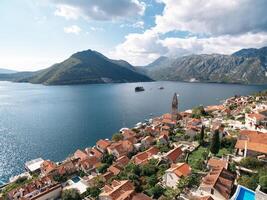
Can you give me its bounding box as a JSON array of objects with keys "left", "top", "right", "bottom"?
[{"left": 62, "top": 189, "right": 81, "bottom": 200}]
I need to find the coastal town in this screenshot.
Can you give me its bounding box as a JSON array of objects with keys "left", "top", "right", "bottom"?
[{"left": 1, "top": 91, "right": 267, "bottom": 200}]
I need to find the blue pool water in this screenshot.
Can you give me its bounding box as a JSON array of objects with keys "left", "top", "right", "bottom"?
[
  {"left": 71, "top": 176, "right": 80, "bottom": 183},
  {"left": 236, "top": 187, "right": 255, "bottom": 200}
]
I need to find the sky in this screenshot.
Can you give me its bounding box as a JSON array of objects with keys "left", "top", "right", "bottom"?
[{"left": 1, "top": 0, "right": 267, "bottom": 71}]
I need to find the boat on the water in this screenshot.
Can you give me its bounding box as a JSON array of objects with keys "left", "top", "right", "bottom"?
[
  {"left": 135, "top": 86, "right": 145, "bottom": 92},
  {"left": 158, "top": 86, "right": 164, "bottom": 90}
]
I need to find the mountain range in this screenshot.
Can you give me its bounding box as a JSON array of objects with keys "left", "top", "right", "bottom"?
[
  {"left": 0, "top": 68, "right": 17, "bottom": 74},
  {"left": 1, "top": 46, "right": 267, "bottom": 85},
  {"left": 141, "top": 46, "right": 267, "bottom": 84}
]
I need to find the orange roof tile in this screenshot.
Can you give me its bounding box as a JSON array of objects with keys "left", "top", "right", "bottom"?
[
  {"left": 87, "top": 148, "right": 103, "bottom": 159},
  {"left": 108, "top": 165, "right": 121, "bottom": 175},
  {"left": 133, "top": 147, "right": 159, "bottom": 165},
  {"left": 100, "top": 180, "right": 135, "bottom": 200},
  {"left": 166, "top": 147, "right": 183, "bottom": 163},
  {"left": 116, "top": 155, "right": 130, "bottom": 166},
  {"left": 97, "top": 139, "right": 111, "bottom": 150},
  {"left": 167, "top": 163, "right": 191, "bottom": 177},
  {"left": 235, "top": 140, "right": 267, "bottom": 154},
  {"left": 247, "top": 113, "right": 266, "bottom": 121},
  {"left": 74, "top": 149, "right": 88, "bottom": 161},
  {"left": 207, "top": 157, "right": 228, "bottom": 169},
  {"left": 41, "top": 160, "right": 57, "bottom": 175},
  {"left": 200, "top": 167, "right": 235, "bottom": 199}
]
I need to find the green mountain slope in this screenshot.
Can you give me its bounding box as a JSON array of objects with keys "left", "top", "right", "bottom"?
[
  {"left": 142, "top": 47, "right": 267, "bottom": 84},
  {"left": 23, "top": 50, "right": 151, "bottom": 85}
]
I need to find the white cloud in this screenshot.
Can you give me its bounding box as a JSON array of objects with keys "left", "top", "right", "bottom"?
[
  {"left": 161, "top": 32, "right": 267, "bottom": 57},
  {"left": 120, "top": 21, "right": 144, "bottom": 29},
  {"left": 132, "top": 21, "right": 144, "bottom": 29},
  {"left": 63, "top": 25, "right": 81, "bottom": 34},
  {"left": 54, "top": 5, "right": 81, "bottom": 20},
  {"left": 53, "top": 0, "right": 146, "bottom": 21},
  {"left": 110, "top": 30, "right": 167, "bottom": 65},
  {"left": 153, "top": 0, "right": 267, "bottom": 35},
  {"left": 111, "top": 0, "right": 267, "bottom": 65},
  {"left": 90, "top": 26, "right": 104, "bottom": 32},
  {"left": 110, "top": 31, "right": 267, "bottom": 66}
]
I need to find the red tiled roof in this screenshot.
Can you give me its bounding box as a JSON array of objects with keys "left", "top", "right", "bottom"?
[
  {"left": 247, "top": 113, "right": 266, "bottom": 121},
  {"left": 205, "top": 105, "right": 225, "bottom": 112},
  {"left": 41, "top": 160, "right": 57, "bottom": 175},
  {"left": 108, "top": 165, "right": 121, "bottom": 175},
  {"left": 116, "top": 156, "right": 130, "bottom": 166},
  {"left": 239, "top": 130, "right": 267, "bottom": 144},
  {"left": 166, "top": 147, "right": 183, "bottom": 163},
  {"left": 74, "top": 149, "right": 88, "bottom": 161},
  {"left": 162, "top": 113, "right": 172, "bottom": 119},
  {"left": 235, "top": 130, "right": 267, "bottom": 154},
  {"left": 87, "top": 148, "right": 103, "bottom": 159},
  {"left": 167, "top": 163, "right": 191, "bottom": 177},
  {"left": 121, "top": 129, "right": 136, "bottom": 139},
  {"left": 100, "top": 180, "right": 135, "bottom": 200},
  {"left": 200, "top": 167, "right": 235, "bottom": 199},
  {"left": 97, "top": 139, "right": 111, "bottom": 150},
  {"left": 80, "top": 156, "right": 100, "bottom": 170},
  {"left": 142, "top": 136, "right": 154, "bottom": 144},
  {"left": 108, "top": 140, "right": 134, "bottom": 157},
  {"left": 133, "top": 147, "right": 159, "bottom": 165},
  {"left": 235, "top": 140, "right": 267, "bottom": 154},
  {"left": 207, "top": 157, "right": 228, "bottom": 169}
]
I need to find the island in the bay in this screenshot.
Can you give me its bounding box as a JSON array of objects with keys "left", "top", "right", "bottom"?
[
  {"left": 1, "top": 46, "right": 267, "bottom": 85},
  {"left": 1, "top": 91, "right": 267, "bottom": 200}
]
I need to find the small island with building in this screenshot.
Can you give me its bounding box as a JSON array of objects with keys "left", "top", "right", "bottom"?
[{"left": 1, "top": 91, "right": 267, "bottom": 200}]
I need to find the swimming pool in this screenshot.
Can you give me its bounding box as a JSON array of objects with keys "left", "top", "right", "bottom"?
[
  {"left": 232, "top": 185, "right": 255, "bottom": 200},
  {"left": 71, "top": 176, "right": 81, "bottom": 183}
]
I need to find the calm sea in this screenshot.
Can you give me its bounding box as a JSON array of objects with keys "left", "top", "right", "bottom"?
[{"left": 0, "top": 81, "right": 266, "bottom": 182}]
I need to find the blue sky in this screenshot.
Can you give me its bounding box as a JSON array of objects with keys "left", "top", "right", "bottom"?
[{"left": 1, "top": 0, "right": 267, "bottom": 71}]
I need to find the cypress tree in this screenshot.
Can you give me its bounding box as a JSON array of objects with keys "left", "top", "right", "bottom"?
[
  {"left": 199, "top": 125, "right": 205, "bottom": 145},
  {"left": 210, "top": 129, "right": 220, "bottom": 154}
]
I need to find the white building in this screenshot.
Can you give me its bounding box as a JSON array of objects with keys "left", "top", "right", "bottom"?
[{"left": 162, "top": 163, "right": 191, "bottom": 188}]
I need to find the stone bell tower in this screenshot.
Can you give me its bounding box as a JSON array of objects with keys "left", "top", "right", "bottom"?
[
  {"left": 171, "top": 93, "right": 182, "bottom": 120},
  {"left": 172, "top": 93, "right": 178, "bottom": 118}
]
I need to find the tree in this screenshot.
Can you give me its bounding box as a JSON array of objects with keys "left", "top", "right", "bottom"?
[
  {"left": 192, "top": 106, "right": 207, "bottom": 118},
  {"left": 259, "top": 176, "right": 267, "bottom": 193},
  {"left": 229, "top": 162, "right": 236, "bottom": 173},
  {"left": 177, "top": 177, "right": 189, "bottom": 190},
  {"left": 239, "top": 157, "right": 264, "bottom": 169},
  {"left": 199, "top": 125, "right": 205, "bottom": 145},
  {"left": 97, "top": 163, "right": 109, "bottom": 173},
  {"left": 62, "top": 189, "right": 81, "bottom": 200},
  {"left": 147, "top": 185, "right": 165, "bottom": 199},
  {"left": 188, "top": 173, "right": 201, "bottom": 188},
  {"left": 86, "top": 187, "right": 101, "bottom": 198},
  {"left": 101, "top": 153, "right": 115, "bottom": 165},
  {"left": 221, "top": 137, "right": 237, "bottom": 151},
  {"left": 112, "top": 133, "right": 123, "bottom": 142},
  {"left": 210, "top": 129, "right": 221, "bottom": 154},
  {"left": 195, "top": 159, "right": 205, "bottom": 170},
  {"left": 163, "top": 187, "right": 180, "bottom": 200},
  {"left": 147, "top": 175, "right": 158, "bottom": 186},
  {"left": 238, "top": 175, "right": 258, "bottom": 190}
]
